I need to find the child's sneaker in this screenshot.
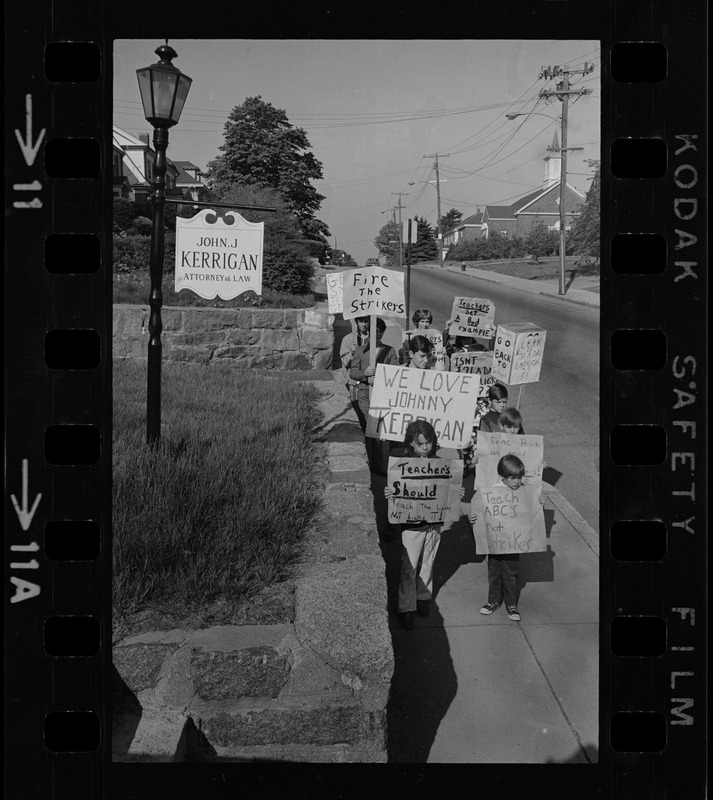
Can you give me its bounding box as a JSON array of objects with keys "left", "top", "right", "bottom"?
[
  {"left": 506, "top": 605, "right": 521, "bottom": 621},
  {"left": 479, "top": 602, "right": 499, "bottom": 615}
]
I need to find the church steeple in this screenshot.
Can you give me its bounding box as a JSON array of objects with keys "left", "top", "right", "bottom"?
[{"left": 543, "top": 129, "right": 561, "bottom": 187}]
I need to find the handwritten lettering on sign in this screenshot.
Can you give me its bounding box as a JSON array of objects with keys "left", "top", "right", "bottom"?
[
  {"left": 470, "top": 483, "right": 547, "bottom": 555},
  {"left": 450, "top": 351, "right": 496, "bottom": 396},
  {"left": 387, "top": 457, "right": 463, "bottom": 524},
  {"left": 424, "top": 330, "right": 447, "bottom": 370},
  {"left": 449, "top": 296, "right": 496, "bottom": 339},
  {"left": 474, "top": 431, "right": 544, "bottom": 488},
  {"left": 366, "top": 364, "right": 480, "bottom": 448},
  {"left": 491, "top": 323, "right": 547, "bottom": 385},
  {"left": 326, "top": 272, "right": 344, "bottom": 314},
  {"left": 342, "top": 267, "right": 405, "bottom": 320}
]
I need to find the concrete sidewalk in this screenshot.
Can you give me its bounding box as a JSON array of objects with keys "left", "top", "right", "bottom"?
[
  {"left": 374, "top": 467, "right": 599, "bottom": 763},
  {"left": 416, "top": 261, "right": 601, "bottom": 309},
  {"left": 310, "top": 377, "right": 599, "bottom": 763}
]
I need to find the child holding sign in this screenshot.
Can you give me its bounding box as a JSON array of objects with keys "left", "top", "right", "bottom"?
[
  {"left": 385, "top": 420, "right": 464, "bottom": 629},
  {"left": 469, "top": 454, "right": 544, "bottom": 621},
  {"left": 349, "top": 317, "right": 399, "bottom": 433},
  {"left": 478, "top": 383, "right": 510, "bottom": 432}
]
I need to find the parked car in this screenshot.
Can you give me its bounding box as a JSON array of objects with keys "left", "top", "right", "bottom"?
[{"left": 365, "top": 257, "right": 380, "bottom": 267}]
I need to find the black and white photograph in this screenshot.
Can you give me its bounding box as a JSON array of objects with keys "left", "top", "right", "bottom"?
[{"left": 110, "top": 38, "right": 601, "bottom": 764}]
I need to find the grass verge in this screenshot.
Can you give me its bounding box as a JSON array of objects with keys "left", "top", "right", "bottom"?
[{"left": 113, "top": 359, "right": 323, "bottom": 634}]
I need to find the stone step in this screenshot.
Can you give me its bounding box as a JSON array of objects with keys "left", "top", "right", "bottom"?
[{"left": 188, "top": 697, "right": 386, "bottom": 755}]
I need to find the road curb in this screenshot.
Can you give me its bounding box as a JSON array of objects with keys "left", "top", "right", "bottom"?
[
  {"left": 541, "top": 482, "right": 599, "bottom": 557},
  {"left": 420, "top": 263, "right": 600, "bottom": 309}
]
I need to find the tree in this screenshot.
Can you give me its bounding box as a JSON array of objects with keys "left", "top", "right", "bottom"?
[
  {"left": 329, "top": 249, "right": 357, "bottom": 267},
  {"left": 206, "top": 96, "right": 330, "bottom": 245},
  {"left": 525, "top": 222, "right": 558, "bottom": 263},
  {"left": 410, "top": 216, "right": 438, "bottom": 263},
  {"left": 440, "top": 207, "right": 463, "bottom": 233},
  {"left": 568, "top": 159, "right": 600, "bottom": 266},
  {"left": 374, "top": 220, "right": 403, "bottom": 266}
]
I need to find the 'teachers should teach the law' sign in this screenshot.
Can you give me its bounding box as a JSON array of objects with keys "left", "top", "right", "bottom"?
[{"left": 175, "top": 209, "right": 264, "bottom": 300}]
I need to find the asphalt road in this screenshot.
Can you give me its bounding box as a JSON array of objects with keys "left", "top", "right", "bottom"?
[{"left": 399, "top": 264, "right": 600, "bottom": 532}]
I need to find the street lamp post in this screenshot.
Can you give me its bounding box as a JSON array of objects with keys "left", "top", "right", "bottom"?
[{"left": 136, "top": 42, "right": 192, "bottom": 445}]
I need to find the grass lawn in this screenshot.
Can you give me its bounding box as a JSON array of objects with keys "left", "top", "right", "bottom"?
[
  {"left": 113, "top": 359, "right": 323, "bottom": 638},
  {"left": 449, "top": 256, "right": 600, "bottom": 280}
]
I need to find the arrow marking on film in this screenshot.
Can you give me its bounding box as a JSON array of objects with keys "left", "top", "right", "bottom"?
[
  {"left": 10, "top": 459, "right": 42, "bottom": 531},
  {"left": 14, "top": 94, "right": 46, "bottom": 167}
]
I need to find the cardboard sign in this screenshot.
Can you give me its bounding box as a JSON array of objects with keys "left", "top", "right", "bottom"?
[
  {"left": 175, "top": 209, "right": 263, "bottom": 299},
  {"left": 342, "top": 267, "right": 406, "bottom": 320},
  {"left": 325, "top": 272, "right": 343, "bottom": 314},
  {"left": 387, "top": 457, "right": 463, "bottom": 524},
  {"left": 424, "top": 330, "right": 446, "bottom": 371},
  {"left": 491, "top": 323, "right": 547, "bottom": 385},
  {"left": 474, "top": 431, "right": 544, "bottom": 488},
  {"left": 449, "top": 296, "right": 496, "bottom": 339},
  {"left": 450, "top": 351, "right": 496, "bottom": 397},
  {"left": 366, "top": 364, "right": 480, "bottom": 448},
  {"left": 470, "top": 483, "right": 547, "bottom": 554}
]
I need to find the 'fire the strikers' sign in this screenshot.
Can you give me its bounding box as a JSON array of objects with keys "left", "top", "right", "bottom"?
[
  {"left": 341, "top": 267, "right": 405, "bottom": 320},
  {"left": 449, "top": 296, "right": 496, "bottom": 339},
  {"left": 175, "top": 209, "right": 264, "bottom": 300}
]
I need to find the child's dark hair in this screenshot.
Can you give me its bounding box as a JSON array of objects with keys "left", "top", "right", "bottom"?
[
  {"left": 375, "top": 317, "right": 386, "bottom": 332},
  {"left": 497, "top": 453, "right": 526, "bottom": 479},
  {"left": 499, "top": 407, "right": 523, "bottom": 430},
  {"left": 408, "top": 334, "right": 433, "bottom": 354},
  {"left": 403, "top": 419, "right": 439, "bottom": 457},
  {"left": 488, "top": 382, "right": 509, "bottom": 401},
  {"left": 412, "top": 308, "right": 433, "bottom": 326}
]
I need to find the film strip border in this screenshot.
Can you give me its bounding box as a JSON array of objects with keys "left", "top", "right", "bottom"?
[{"left": 3, "top": 6, "right": 707, "bottom": 800}]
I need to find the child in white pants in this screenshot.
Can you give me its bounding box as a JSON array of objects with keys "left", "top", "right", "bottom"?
[{"left": 385, "top": 420, "right": 464, "bottom": 629}]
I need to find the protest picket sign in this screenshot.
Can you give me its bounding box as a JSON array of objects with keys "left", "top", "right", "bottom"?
[
  {"left": 491, "top": 323, "right": 547, "bottom": 385},
  {"left": 450, "top": 351, "right": 496, "bottom": 396},
  {"left": 325, "top": 272, "right": 343, "bottom": 314},
  {"left": 387, "top": 457, "right": 463, "bottom": 524},
  {"left": 341, "top": 267, "right": 406, "bottom": 320},
  {"left": 175, "top": 209, "right": 264, "bottom": 300},
  {"left": 423, "top": 330, "right": 446, "bottom": 370},
  {"left": 474, "top": 431, "right": 544, "bottom": 488},
  {"left": 366, "top": 364, "right": 480, "bottom": 448},
  {"left": 470, "top": 483, "right": 547, "bottom": 555},
  {"left": 449, "top": 296, "right": 496, "bottom": 339}
]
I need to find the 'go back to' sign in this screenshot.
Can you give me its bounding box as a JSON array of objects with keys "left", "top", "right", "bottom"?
[{"left": 175, "top": 209, "right": 264, "bottom": 300}]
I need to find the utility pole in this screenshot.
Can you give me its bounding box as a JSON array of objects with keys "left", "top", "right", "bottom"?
[
  {"left": 423, "top": 153, "right": 450, "bottom": 267},
  {"left": 538, "top": 63, "right": 594, "bottom": 294},
  {"left": 391, "top": 191, "right": 409, "bottom": 271}
]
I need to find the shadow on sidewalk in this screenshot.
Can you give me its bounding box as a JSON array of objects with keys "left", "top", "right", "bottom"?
[{"left": 370, "top": 470, "right": 458, "bottom": 763}]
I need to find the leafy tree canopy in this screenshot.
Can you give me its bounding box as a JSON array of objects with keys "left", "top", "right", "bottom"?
[
  {"left": 411, "top": 216, "right": 438, "bottom": 263},
  {"left": 525, "top": 222, "right": 558, "bottom": 263},
  {"left": 440, "top": 207, "right": 463, "bottom": 233},
  {"left": 206, "top": 96, "right": 330, "bottom": 244},
  {"left": 328, "top": 248, "right": 357, "bottom": 267},
  {"left": 568, "top": 159, "right": 600, "bottom": 264},
  {"left": 374, "top": 220, "right": 403, "bottom": 266}
]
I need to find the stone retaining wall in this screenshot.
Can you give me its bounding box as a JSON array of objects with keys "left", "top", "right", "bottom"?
[{"left": 113, "top": 304, "right": 335, "bottom": 370}]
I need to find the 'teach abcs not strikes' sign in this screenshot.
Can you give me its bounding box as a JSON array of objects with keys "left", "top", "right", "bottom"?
[{"left": 175, "top": 209, "right": 264, "bottom": 300}]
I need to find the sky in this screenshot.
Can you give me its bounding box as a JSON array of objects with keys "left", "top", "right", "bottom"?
[{"left": 114, "top": 39, "right": 600, "bottom": 264}]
